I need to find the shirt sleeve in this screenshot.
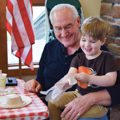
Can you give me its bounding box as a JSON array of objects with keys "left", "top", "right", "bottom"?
[
  {"left": 70, "top": 53, "right": 84, "bottom": 68},
  {"left": 36, "top": 44, "right": 48, "bottom": 90},
  {"left": 106, "top": 70, "right": 120, "bottom": 106},
  {"left": 104, "top": 52, "right": 119, "bottom": 73},
  {"left": 107, "top": 85, "right": 120, "bottom": 106}
]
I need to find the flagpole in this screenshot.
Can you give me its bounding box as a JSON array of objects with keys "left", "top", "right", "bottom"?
[{"left": 19, "top": 58, "right": 22, "bottom": 79}]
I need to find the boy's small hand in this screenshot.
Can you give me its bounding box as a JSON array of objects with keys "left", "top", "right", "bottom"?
[{"left": 75, "top": 72, "right": 89, "bottom": 83}]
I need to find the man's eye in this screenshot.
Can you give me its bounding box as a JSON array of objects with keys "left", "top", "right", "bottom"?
[
  {"left": 54, "top": 27, "right": 61, "bottom": 32},
  {"left": 66, "top": 24, "right": 72, "bottom": 29}
]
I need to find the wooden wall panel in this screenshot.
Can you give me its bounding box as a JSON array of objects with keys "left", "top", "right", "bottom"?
[
  {"left": 0, "top": 0, "right": 8, "bottom": 73},
  {"left": 33, "top": 0, "right": 45, "bottom": 6}
]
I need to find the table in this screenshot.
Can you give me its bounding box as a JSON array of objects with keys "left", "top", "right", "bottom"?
[{"left": 0, "top": 79, "right": 49, "bottom": 120}]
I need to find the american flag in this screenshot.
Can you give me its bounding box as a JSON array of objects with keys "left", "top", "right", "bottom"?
[{"left": 6, "top": 0, "right": 35, "bottom": 70}]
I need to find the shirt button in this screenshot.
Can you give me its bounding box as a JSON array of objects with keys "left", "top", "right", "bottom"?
[
  {"left": 65, "top": 55, "right": 68, "bottom": 58},
  {"left": 65, "top": 62, "right": 67, "bottom": 65}
]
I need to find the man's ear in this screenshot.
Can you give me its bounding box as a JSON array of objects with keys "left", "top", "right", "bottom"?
[{"left": 76, "top": 16, "right": 81, "bottom": 27}]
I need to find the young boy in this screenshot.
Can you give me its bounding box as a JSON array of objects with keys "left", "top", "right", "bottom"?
[{"left": 48, "top": 17, "right": 118, "bottom": 120}]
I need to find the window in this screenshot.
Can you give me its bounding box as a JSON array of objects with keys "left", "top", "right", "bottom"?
[
  {"left": 0, "top": 0, "right": 46, "bottom": 77},
  {"left": 7, "top": 6, "right": 46, "bottom": 69}
]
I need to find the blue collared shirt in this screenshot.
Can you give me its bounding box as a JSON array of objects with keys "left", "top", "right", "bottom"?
[{"left": 36, "top": 40, "right": 82, "bottom": 90}]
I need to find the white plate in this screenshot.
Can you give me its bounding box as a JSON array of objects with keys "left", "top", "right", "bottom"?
[{"left": 0, "top": 95, "right": 32, "bottom": 109}]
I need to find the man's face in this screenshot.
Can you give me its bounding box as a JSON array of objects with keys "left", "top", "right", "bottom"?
[{"left": 52, "top": 9, "right": 80, "bottom": 48}]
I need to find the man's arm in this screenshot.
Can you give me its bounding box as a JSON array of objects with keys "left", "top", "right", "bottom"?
[
  {"left": 107, "top": 70, "right": 120, "bottom": 106},
  {"left": 61, "top": 90, "right": 111, "bottom": 120},
  {"left": 89, "top": 90, "right": 111, "bottom": 105}
]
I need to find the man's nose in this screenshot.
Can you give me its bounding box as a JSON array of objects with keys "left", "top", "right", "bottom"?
[{"left": 61, "top": 29, "right": 68, "bottom": 37}]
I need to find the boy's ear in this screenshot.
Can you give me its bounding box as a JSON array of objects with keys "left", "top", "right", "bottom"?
[{"left": 101, "top": 37, "right": 106, "bottom": 45}]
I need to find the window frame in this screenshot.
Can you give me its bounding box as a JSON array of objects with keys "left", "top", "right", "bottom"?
[{"left": 0, "top": 0, "right": 45, "bottom": 77}]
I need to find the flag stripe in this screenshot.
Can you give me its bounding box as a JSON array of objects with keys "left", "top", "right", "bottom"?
[
  {"left": 6, "top": 0, "right": 13, "bottom": 15},
  {"left": 13, "top": 17, "right": 24, "bottom": 50},
  {"left": 17, "top": 0, "right": 35, "bottom": 44},
  {"left": 6, "top": 1, "right": 13, "bottom": 34},
  {"left": 6, "top": 20, "right": 11, "bottom": 34},
  {"left": 11, "top": 33, "right": 18, "bottom": 51},
  {"left": 24, "top": 0, "right": 35, "bottom": 43},
  {"left": 6, "top": 0, "right": 35, "bottom": 70},
  {"left": 25, "top": 47, "right": 32, "bottom": 66},
  {"left": 13, "top": 0, "right": 30, "bottom": 47}
]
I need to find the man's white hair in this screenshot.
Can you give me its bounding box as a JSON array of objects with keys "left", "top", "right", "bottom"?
[{"left": 49, "top": 4, "right": 79, "bottom": 24}]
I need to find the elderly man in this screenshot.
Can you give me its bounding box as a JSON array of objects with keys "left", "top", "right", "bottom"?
[{"left": 25, "top": 3, "right": 120, "bottom": 120}]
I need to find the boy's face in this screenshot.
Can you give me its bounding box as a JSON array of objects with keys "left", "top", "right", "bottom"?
[{"left": 80, "top": 34, "right": 105, "bottom": 59}]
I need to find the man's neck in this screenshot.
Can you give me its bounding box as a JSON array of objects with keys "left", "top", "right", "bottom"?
[
  {"left": 67, "top": 43, "right": 80, "bottom": 55},
  {"left": 67, "top": 32, "right": 81, "bottom": 55}
]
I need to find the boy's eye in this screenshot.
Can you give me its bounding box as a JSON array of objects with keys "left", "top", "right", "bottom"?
[
  {"left": 81, "top": 39, "right": 86, "bottom": 42},
  {"left": 90, "top": 40, "right": 96, "bottom": 43}
]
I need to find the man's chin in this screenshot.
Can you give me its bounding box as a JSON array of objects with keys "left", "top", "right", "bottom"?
[
  {"left": 63, "top": 44, "right": 71, "bottom": 48},
  {"left": 61, "top": 42, "right": 69, "bottom": 47},
  {"left": 63, "top": 42, "right": 74, "bottom": 47}
]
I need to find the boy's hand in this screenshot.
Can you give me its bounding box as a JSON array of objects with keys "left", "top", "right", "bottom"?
[{"left": 75, "top": 72, "right": 89, "bottom": 83}]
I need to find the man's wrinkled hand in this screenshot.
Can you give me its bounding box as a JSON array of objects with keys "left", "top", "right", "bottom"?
[
  {"left": 24, "top": 79, "right": 41, "bottom": 93},
  {"left": 61, "top": 93, "right": 94, "bottom": 120}
]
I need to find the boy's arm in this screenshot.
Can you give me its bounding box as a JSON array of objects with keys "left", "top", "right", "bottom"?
[
  {"left": 88, "top": 71, "right": 117, "bottom": 86},
  {"left": 75, "top": 71, "right": 117, "bottom": 87}
]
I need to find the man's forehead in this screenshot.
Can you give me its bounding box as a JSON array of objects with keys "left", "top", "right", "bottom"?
[
  {"left": 53, "top": 8, "right": 73, "bottom": 19},
  {"left": 52, "top": 15, "right": 74, "bottom": 27},
  {"left": 53, "top": 20, "right": 74, "bottom": 28}
]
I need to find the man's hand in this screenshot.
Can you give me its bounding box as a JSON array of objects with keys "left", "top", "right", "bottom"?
[
  {"left": 24, "top": 79, "right": 41, "bottom": 93},
  {"left": 61, "top": 90, "right": 111, "bottom": 120},
  {"left": 61, "top": 93, "right": 95, "bottom": 120}
]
